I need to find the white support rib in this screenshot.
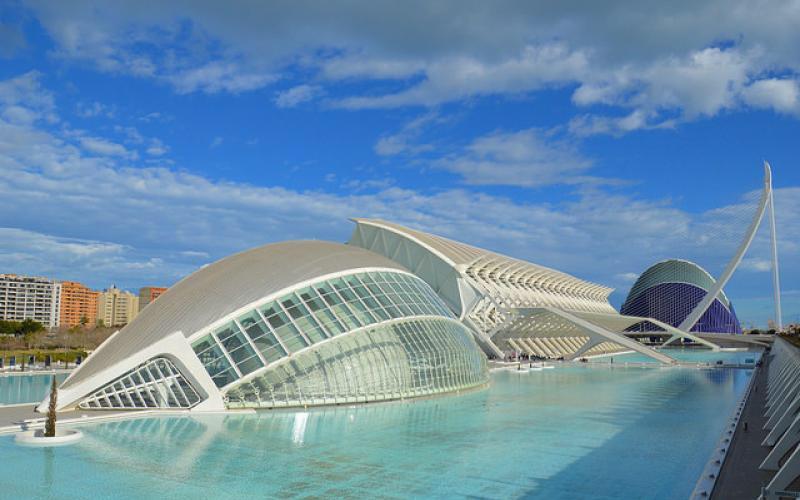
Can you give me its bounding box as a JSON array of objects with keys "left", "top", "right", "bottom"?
[
  {"left": 766, "top": 376, "right": 800, "bottom": 424},
  {"left": 764, "top": 393, "right": 800, "bottom": 446},
  {"left": 571, "top": 337, "right": 605, "bottom": 359},
  {"left": 761, "top": 410, "right": 800, "bottom": 471},
  {"left": 543, "top": 307, "right": 676, "bottom": 364},
  {"left": 678, "top": 163, "right": 772, "bottom": 332},
  {"left": 766, "top": 367, "right": 800, "bottom": 417}
]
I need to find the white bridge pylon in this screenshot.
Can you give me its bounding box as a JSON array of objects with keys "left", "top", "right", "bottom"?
[{"left": 677, "top": 162, "right": 783, "bottom": 333}]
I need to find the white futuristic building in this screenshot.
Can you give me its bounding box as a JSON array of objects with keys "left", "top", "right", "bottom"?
[
  {"left": 349, "top": 219, "right": 718, "bottom": 363},
  {"left": 44, "top": 241, "right": 488, "bottom": 412}
]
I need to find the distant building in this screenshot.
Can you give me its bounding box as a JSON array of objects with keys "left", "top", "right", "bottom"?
[
  {"left": 97, "top": 286, "right": 139, "bottom": 327},
  {"left": 139, "top": 286, "right": 168, "bottom": 312},
  {"left": 621, "top": 259, "right": 742, "bottom": 334},
  {"left": 0, "top": 274, "right": 61, "bottom": 328},
  {"left": 60, "top": 281, "right": 99, "bottom": 328}
]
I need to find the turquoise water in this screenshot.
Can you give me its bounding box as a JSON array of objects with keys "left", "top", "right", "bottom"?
[
  {"left": 588, "top": 347, "right": 761, "bottom": 365},
  {"left": 0, "top": 373, "right": 69, "bottom": 405},
  {"left": 0, "top": 365, "right": 751, "bottom": 499}
]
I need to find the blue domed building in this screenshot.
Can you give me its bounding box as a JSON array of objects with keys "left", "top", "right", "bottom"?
[{"left": 621, "top": 259, "right": 742, "bottom": 334}]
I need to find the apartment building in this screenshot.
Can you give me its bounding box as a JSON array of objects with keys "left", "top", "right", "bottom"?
[
  {"left": 138, "top": 286, "right": 167, "bottom": 312},
  {"left": 97, "top": 286, "right": 139, "bottom": 327},
  {"left": 0, "top": 274, "right": 61, "bottom": 328},
  {"left": 60, "top": 281, "right": 99, "bottom": 328}
]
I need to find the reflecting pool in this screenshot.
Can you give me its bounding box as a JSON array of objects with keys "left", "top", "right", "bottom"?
[
  {"left": 0, "top": 373, "right": 69, "bottom": 405},
  {"left": 0, "top": 365, "right": 751, "bottom": 499}
]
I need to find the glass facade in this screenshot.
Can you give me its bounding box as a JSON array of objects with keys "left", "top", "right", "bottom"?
[
  {"left": 226, "top": 317, "right": 488, "bottom": 408},
  {"left": 79, "top": 357, "right": 202, "bottom": 409},
  {"left": 621, "top": 282, "right": 742, "bottom": 334},
  {"left": 191, "top": 271, "right": 455, "bottom": 390}
]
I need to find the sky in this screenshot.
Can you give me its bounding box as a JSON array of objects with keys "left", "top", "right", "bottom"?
[{"left": 0, "top": 1, "right": 798, "bottom": 328}]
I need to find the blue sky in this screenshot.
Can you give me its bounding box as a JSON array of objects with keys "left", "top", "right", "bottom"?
[{"left": 0, "top": 1, "right": 798, "bottom": 328}]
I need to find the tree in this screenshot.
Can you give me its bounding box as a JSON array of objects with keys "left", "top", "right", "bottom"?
[
  {"left": 19, "top": 319, "right": 43, "bottom": 336},
  {"left": 0, "top": 319, "right": 44, "bottom": 336},
  {"left": 79, "top": 315, "right": 88, "bottom": 327},
  {"left": 44, "top": 376, "right": 57, "bottom": 437}
]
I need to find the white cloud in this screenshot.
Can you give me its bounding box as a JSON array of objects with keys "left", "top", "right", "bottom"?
[
  {"left": 0, "top": 227, "right": 160, "bottom": 286},
  {"left": 374, "top": 112, "right": 439, "bottom": 156},
  {"left": 0, "top": 228, "right": 125, "bottom": 258},
  {"left": 569, "top": 47, "right": 766, "bottom": 134},
  {"left": 741, "top": 258, "right": 773, "bottom": 272},
  {"left": 167, "top": 61, "right": 276, "bottom": 94},
  {"left": 274, "top": 84, "right": 323, "bottom": 108},
  {"left": 321, "top": 56, "right": 424, "bottom": 81},
  {"left": 17, "top": 0, "right": 800, "bottom": 129},
  {"left": 568, "top": 110, "right": 674, "bottom": 137},
  {"left": 79, "top": 136, "right": 130, "bottom": 157},
  {"left": 435, "top": 128, "right": 593, "bottom": 187},
  {"left": 2, "top": 105, "right": 40, "bottom": 125},
  {"left": 0, "top": 71, "right": 55, "bottom": 123},
  {"left": 742, "top": 78, "right": 800, "bottom": 114},
  {"left": 335, "top": 44, "right": 588, "bottom": 109},
  {"left": 616, "top": 272, "right": 641, "bottom": 283},
  {"left": 76, "top": 101, "right": 115, "bottom": 118},
  {"left": 180, "top": 250, "right": 211, "bottom": 259},
  {"left": 145, "top": 138, "right": 168, "bottom": 156},
  {"left": 210, "top": 136, "right": 223, "bottom": 148}
]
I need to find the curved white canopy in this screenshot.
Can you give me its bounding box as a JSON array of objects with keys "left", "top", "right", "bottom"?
[{"left": 62, "top": 241, "right": 405, "bottom": 391}]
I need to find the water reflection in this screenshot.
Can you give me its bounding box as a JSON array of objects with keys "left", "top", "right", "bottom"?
[
  {"left": 0, "top": 373, "right": 69, "bottom": 405},
  {"left": 4, "top": 365, "right": 752, "bottom": 499}
]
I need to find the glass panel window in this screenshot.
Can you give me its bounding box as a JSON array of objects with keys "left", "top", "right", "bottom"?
[
  {"left": 346, "top": 280, "right": 387, "bottom": 321},
  {"left": 315, "top": 283, "right": 361, "bottom": 329},
  {"left": 260, "top": 303, "right": 283, "bottom": 322},
  {"left": 79, "top": 357, "right": 204, "bottom": 409},
  {"left": 298, "top": 287, "right": 347, "bottom": 336},
  {"left": 280, "top": 295, "right": 305, "bottom": 321},
  {"left": 282, "top": 294, "right": 327, "bottom": 343},
  {"left": 271, "top": 313, "right": 308, "bottom": 353},
  {"left": 238, "top": 311, "right": 267, "bottom": 336},
  {"left": 226, "top": 317, "right": 488, "bottom": 409},
  {"left": 251, "top": 333, "right": 287, "bottom": 363},
  {"left": 233, "top": 351, "right": 263, "bottom": 376},
  {"left": 215, "top": 323, "right": 239, "bottom": 341}
]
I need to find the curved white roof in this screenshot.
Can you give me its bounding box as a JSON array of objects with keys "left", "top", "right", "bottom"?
[
  {"left": 351, "top": 218, "right": 613, "bottom": 299},
  {"left": 624, "top": 259, "right": 731, "bottom": 308},
  {"left": 62, "top": 241, "right": 405, "bottom": 390}
]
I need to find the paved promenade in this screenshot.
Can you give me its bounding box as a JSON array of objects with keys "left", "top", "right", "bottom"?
[
  {"left": 0, "top": 404, "right": 41, "bottom": 431},
  {"left": 712, "top": 355, "right": 774, "bottom": 499}
]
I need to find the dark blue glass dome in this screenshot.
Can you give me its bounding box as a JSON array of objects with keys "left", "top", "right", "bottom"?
[{"left": 621, "top": 260, "right": 742, "bottom": 334}]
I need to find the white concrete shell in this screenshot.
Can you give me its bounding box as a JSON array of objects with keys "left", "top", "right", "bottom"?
[{"left": 43, "top": 241, "right": 488, "bottom": 412}]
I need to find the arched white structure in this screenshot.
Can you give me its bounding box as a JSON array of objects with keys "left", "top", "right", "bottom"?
[
  {"left": 678, "top": 162, "right": 782, "bottom": 332},
  {"left": 40, "top": 241, "right": 488, "bottom": 413},
  {"left": 349, "top": 219, "right": 710, "bottom": 363},
  {"left": 767, "top": 162, "right": 783, "bottom": 331}
]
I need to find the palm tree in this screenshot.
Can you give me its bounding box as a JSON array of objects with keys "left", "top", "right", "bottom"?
[{"left": 44, "top": 376, "right": 57, "bottom": 437}]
